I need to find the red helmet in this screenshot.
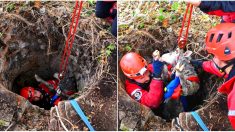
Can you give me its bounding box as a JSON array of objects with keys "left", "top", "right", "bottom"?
[
  {"left": 205, "top": 23, "right": 235, "bottom": 61},
  {"left": 20, "top": 87, "right": 35, "bottom": 102},
  {"left": 120, "top": 52, "right": 148, "bottom": 79}
]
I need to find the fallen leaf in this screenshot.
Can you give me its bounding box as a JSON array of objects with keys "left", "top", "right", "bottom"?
[{"left": 34, "top": 1, "right": 41, "bottom": 9}]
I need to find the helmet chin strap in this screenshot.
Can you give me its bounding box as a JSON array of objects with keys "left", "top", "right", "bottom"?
[{"left": 213, "top": 59, "right": 235, "bottom": 77}]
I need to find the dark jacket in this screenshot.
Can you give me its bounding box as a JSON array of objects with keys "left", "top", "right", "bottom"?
[{"left": 199, "top": 1, "right": 235, "bottom": 23}]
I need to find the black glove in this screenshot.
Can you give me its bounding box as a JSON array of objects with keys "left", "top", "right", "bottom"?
[
  {"left": 152, "top": 60, "right": 164, "bottom": 78},
  {"left": 190, "top": 60, "right": 204, "bottom": 69}
]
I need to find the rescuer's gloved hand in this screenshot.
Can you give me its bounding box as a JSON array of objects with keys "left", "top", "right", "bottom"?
[
  {"left": 164, "top": 77, "right": 180, "bottom": 100},
  {"left": 152, "top": 59, "right": 164, "bottom": 78}
]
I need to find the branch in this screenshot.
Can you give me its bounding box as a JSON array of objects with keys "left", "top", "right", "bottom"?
[{"left": 4, "top": 13, "right": 35, "bottom": 26}]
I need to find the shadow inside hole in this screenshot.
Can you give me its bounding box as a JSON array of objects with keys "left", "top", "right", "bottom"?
[
  {"left": 12, "top": 66, "right": 77, "bottom": 110},
  {"left": 12, "top": 67, "right": 56, "bottom": 94},
  {"left": 119, "top": 66, "right": 211, "bottom": 122},
  {"left": 152, "top": 70, "right": 212, "bottom": 122}
]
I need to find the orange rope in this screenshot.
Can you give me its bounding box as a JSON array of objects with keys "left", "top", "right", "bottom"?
[
  {"left": 178, "top": 4, "right": 193, "bottom": 49},
  {"left": 59, "top": 1, "right": 83, "bottom": 79}
]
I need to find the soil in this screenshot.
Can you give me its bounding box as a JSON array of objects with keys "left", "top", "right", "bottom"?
[
  {"left": 0, "top": 1, "right": 117, "bottom": 131},
  {"left": 118, "top": 1, "right": 227, "bottom": 130}
]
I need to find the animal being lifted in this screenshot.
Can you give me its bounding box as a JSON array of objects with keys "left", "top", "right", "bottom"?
[{"left": 156, "top": 48, "right": 200, "bottom": 96}]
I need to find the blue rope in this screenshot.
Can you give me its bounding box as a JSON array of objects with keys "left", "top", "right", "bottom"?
[
  {"left": 191, "top": 111, "right": 209, "bottom": 131},
  {"left": 70, "top": 99, "right": 95, "bottom": 131},
  {"left": 50, "top": 94, "right": 59, "bottom": 105}
]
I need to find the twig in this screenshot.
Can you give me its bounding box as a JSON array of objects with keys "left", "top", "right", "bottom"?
[
  {"left": 4, "top": 121, "right": 15, "bottom": 131},
  {"left": 202, "top": 93, "right": 221, "bottom": 110},
  {"left": 55, "top": 106, "right": 69, "bottom": 131},
  {"left": 75, "top": 34, "right": 89, "bottom": 42},
  {"left": 105, "top": 72, "right": 117, "bottom": 84},
  {"left": 62, "top": 24, "right": 69, "bottom": 40},
  {"left": 47, "top": 38, "right": 51, "bottom": 56},
  {"left": 53, "top": 113, "right": 76, "bottom": 131},
  {"left": 5, "top": 13, "right": 35, "bottom": 26},
  {"left": 136, "top": 30, "right": 161, "bottom": 44}
]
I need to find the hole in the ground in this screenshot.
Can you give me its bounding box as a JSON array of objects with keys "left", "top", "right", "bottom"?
[
  {"left": 12, "top": 67, "right": 57, "bottom": 94},
  {"left": 118, "top": 28, "right": 214, "bottom": 122},
  {"left": 151, "top": 72, "right": 210, "bottom": 122},
  {"left": 0, "top": 21, "right": 101, "bottom": 111},
  {"left": 1, "top": 41, "right": 80, "bottom": 110},
  {"left": 11, "top": 60, "right": 78, "bottom": 110}
]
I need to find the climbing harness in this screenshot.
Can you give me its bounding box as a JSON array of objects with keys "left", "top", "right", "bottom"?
[
  {"left": 50, "top": 94, "right": 60, "bottom": 105},
  {"left": 178, "top": 4, "right": 193, "bottom": 49},
  {"left": 191, "top": 111, "right": 209, "bottom": 131},
  {"left": 59, "top": 1, "right": 83, "bottom": 80},
  {"left": 70, "top": 99, "right": 95, "bottom": 131}
]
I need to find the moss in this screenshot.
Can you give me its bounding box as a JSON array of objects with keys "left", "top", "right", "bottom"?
[{"left": 0, "top": 120, "right": 7, "bottom": 126}]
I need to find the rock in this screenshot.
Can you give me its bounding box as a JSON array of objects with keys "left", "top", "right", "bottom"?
[
  {"left": 39, "top": 7, "right": 46, "bottom": 14},
  {"left": 118, "top": 79, "right": 171, "bottom": 131},
  {"left": 0, "top": 87, "right": 17, "bottom": 129},
  {"left": 40, "top": 44, "right": 46, "bottom": 50},
  {"left": 0, "top": 84, "right": 50, "bottom": 131},
  {"left": 21, "top": 49, "right": 28, "bottom": 58},
  {"left": 172, "top": 93, "right": 233, "bottom": 131},
  {"left": 19, "top": 42, "right": 29, "bottom": 49},
  {"left": 0, "top": 79, "right": 117, "bottom": 131},
  {"left": 49, "top": 85, "right": 117, "bottom": 131}
]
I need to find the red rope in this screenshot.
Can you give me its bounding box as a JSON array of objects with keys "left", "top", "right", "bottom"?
[
  {"left": 59, "top": 1, "right": 83, "bottom": 79},
  {"left": 178, "top": 4, "right": 193, "bottom": 49}
]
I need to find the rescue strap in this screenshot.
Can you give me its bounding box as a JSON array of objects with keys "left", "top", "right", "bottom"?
[
  {"left": 191, "top": 111, "right": 209, "bottom": 131},
  {"left": 180, "top": 96, "right": 188, "bottom": 112},
  {"left": 50, "top": 94, "right": 59, "bottom": 105},
  {"left": 69, "top": 99, "right": 95, "bottom": 131}
]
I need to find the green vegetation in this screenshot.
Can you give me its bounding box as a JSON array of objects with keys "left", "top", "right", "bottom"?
[{"left": 6, "top": 2, "right": 15, "bottom": 12}]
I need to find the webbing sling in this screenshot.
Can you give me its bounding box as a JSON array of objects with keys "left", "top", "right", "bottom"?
[
  {"left": 70, "top": 99, "right": 95, "bottom": 131},
  {"left": 180, "top": 96, "right": 188, "bottom": 112},
  {"left": 191, "top": 111, "right": 209, "bottom": 131}
]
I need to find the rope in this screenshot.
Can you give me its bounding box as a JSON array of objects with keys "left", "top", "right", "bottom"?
[
  {"left": 59, "top": 1, "right": 83, "bottom": 79},
  {"left": 191, "top": 111, "right": 209, "bottom": 131},
  {"left": 70, "top": 99, "right": 95, "bottom": 131},
  {"left": 178, "top": 4, "right": 193, "bottom": 49}
]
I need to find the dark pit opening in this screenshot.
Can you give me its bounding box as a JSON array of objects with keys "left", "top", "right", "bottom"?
[
  {"left": 10, "top": 56, "right": 78, "bottom": 110},
  {"left": 12, "top": 67, "right": 57, "bottom": 94},
  {"left": 152, "top": 71, "right": 210, "bottom": 122},
  {"left": 148, "top": 58, "right": 212, "bottom": 122}
]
